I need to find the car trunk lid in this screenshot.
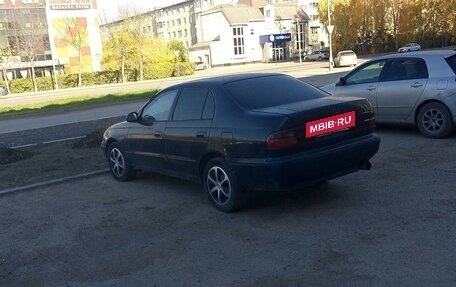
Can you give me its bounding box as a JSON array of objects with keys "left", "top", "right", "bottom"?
[{"left": 255, "top": 97, "right": 376, "bottom": 152}]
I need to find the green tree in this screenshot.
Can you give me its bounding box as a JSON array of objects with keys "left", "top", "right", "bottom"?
[
  {"left": 54, "top": 17, "right": 88, "bottom": 87},
  {"left": 102, "top": 25, "right": 136, "bottom": 83}
]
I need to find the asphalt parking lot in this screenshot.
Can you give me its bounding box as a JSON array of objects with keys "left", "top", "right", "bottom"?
[{"left": 1, "top": 125, "right": 455, "bottom": 287}]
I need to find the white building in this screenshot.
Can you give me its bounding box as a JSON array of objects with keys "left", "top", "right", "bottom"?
[
  {"left": 189, "top": 4, "right": 266, "bottom": 66},
  {"left": 188, "top": 2, "right": 309, "bottom": 66}
]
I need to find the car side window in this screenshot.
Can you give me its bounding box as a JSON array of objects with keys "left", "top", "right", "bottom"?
[
  {"left": 141, "top": 89, "right": 178, "bottom": 122},
  {"left": 202, "top": 92, "right": 215, "bottom": 119},
  {"left": 172, "top": 87, "right": 209, "bottom": 121},
  {"left": 383, "top": 59, "right": 428, "bottom": 81},
  {"left": 345, "top": 60, "right": 386, "bottom": 85}
]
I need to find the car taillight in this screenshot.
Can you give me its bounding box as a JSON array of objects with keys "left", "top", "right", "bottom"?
[{"left": 266, "top": 129, "right": 299, "bottom": 150}]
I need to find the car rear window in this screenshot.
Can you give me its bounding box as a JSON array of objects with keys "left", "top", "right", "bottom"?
[
  {"left": 223, "top": 75, "right": 326, "bottom": 110},
  {"left": 445, "top": 54, "right": 456, "bottom": 74},
  {"left": 341, "top": 52, "right": 355, "bottom": 56}
]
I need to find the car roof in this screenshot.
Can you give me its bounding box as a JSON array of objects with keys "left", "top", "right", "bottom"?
[
  {"left": 176, "top": 73, "right": 287, "bottom": 87},
  {"left": 374, "top": 49, "right": 456, "bottom": 60}
]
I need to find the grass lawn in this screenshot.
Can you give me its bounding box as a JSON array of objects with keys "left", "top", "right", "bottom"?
[{"left": 0, "top": 89, "right": 159, "bottom": 118}]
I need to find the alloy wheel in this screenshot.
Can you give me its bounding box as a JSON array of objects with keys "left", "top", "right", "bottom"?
[
  {"left": 206, "top": 166, "right": 231, "bottom": 205},
  {"left": 422, "top": 108, "right": 445, "bottom": 133},
  {"left": 109, "top": 147, "right": 125, "bottom": 178}
]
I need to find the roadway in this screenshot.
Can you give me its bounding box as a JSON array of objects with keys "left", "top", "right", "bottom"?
[{"left": 0, "top": 61, "right": 355, "bottom": 136}]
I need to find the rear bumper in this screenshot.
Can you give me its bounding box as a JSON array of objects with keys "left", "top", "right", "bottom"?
[
  {"left": 338, "top": 59, "right": 357, "bottom": 66},
  {"left": 230, "top": 133, "right": 380, "bottom": 191}
]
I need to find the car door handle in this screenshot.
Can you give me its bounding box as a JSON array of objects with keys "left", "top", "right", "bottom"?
[
  {"left": 154, "top": 131, "right": 162, "bottom": 138},
  {"left": 411, "top": 82, "right": 423, "bottom": 88},
  {"left": 366, "top": 86, "right": 377, "bottom": 91},
  {"left": 196, "top": 131, "right": 206, "bottom": 138}
]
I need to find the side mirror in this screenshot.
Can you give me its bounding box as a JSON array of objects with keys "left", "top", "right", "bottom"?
[
  {"left": 337, "top": 77, "right": 346, "bottom": 86},
  {"left": 126, "top": 112, "right": 139, "bottom": 122}
]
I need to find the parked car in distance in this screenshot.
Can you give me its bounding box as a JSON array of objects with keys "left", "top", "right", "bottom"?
[
  {"left": 320, "top": 50, "right": 330, "bottom": 59},
  {"left": 321, "top": 50, "right": 456, "bottom": 138},
  {"left": 304, "top": 50, "right": 327, "bottom": 61},
  {"left": 101, "top": 73, "right": 380, "bottom": 212},
  {"left": 334, "top": 50, "right": 357, "bottom": 67},
  {"left": 194, "top": 61, "right": 208, "bottom": 70},
  {"left": 398, "top": 43, "right": 421, "bottom": 53}
]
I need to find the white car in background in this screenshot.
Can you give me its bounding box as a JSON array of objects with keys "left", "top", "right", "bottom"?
[
  {"left": 398, "top": 43, "right": 421, "bottom": 53},
  {"left": 333, "top": 50, "right": 357, "bottom": 67}
]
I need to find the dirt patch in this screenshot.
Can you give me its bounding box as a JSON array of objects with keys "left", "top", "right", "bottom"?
[
  {"left": 72, "top": 128, "right": 105, "bottom": 148},
  {"left": 0, "top": 133, "right": 108, "bottom": 191}
]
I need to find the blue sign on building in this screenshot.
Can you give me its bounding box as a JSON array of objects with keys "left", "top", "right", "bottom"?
[{"left": 259, "top": 33, "right": 292, "bottom": 44}]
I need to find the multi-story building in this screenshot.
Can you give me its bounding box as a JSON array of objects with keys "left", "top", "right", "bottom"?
[
  {"left": 155, "top": 0, "right": 194, "bottom": 49},
  {"left": 0, "top": 0, "right": 103, "bottom": 81},
  {"left": 298, "top": 0, "right": 328, "bottom": 51}
]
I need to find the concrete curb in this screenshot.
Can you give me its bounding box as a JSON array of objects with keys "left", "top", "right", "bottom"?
[{"left": 0, "top": 169, "right": 109, "bottom": 196}]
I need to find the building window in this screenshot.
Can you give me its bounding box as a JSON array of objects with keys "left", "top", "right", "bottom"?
[
  {"left": 311, "top": 27, "right": 318, "bottom": 34},
  {"left": 177, "top": 18, "right": 181, "bottom": 26},
  {"left": 184, "top": 29, "right": 188, "bottom": 37},
  {"left": 184, "top": 17, "right": 187, "bottom": 24},
  {"left": 265, "top": 9, "right": 270, "bottom": 17},
  {"left": 178, "top": 30, "right": 182, "bottom": 37},
  {"left": 232, "top": 26, "right": 245, "bottom": 56}
]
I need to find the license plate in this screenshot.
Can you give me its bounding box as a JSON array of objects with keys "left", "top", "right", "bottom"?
[{"left": 306, "top": 111, "right": 356, "bottom": 138}]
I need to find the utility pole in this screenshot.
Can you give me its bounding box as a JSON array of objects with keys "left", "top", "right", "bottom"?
[
  {"left": 297, "top": 18, "right": 302, "bottom": 64},
  {"left": 327, "top": 0, "right": 334, "bottom": 71},
  {"left": 52, "top": 58, "right": 59, "bottom": 90}
]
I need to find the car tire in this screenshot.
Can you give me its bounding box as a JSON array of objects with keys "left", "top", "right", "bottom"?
[
  {"left": 107, "top": 142, "right": 136, "bottom": 181},
  {"left": 304, "top": 57, "right": 309, "bottom": 62},
  {"left": 417, "top": 102, "right": 454, "bottom": 138},
  {"left": 203, "top": 158, "right": 249, "bottom": 212},
  {"left": 318, "top": 56, "right": 322, "bottom": 61}
]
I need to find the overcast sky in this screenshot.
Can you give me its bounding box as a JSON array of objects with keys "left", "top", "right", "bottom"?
[{"left": 97, "top": 0, "right": 184, "bottom": 22}]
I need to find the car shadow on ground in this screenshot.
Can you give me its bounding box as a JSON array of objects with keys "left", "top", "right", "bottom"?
[
  {"left": 246, "top": 181, "right": 349, "bottom": 213},
  {"left": 374, "top": 123, "right": 456, "bottom": 139},
  {"left": 375, "top": 123, "right": 419, "bottom": 136},
  {"left": 133, "top": 171, "right": 348, "bottom": 214}
]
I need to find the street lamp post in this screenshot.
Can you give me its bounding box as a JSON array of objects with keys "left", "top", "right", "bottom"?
[
  {"left": 297, "top": 18, "right": 302, "bottom": 64},
  {"left": 327, "top": 0, "right": 334, "bottom": 71},
  {"left": 52, "top": 58, "right": 59, "bottom": 90}
]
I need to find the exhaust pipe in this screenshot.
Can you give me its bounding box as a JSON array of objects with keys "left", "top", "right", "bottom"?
[{"left": 361, "top": 161, "right": 372, "bottom": 170}]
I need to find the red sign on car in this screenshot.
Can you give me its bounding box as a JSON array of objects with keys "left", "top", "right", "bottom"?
[{"left": 306, "top": 111, "right": 356, "bottom": 138}]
